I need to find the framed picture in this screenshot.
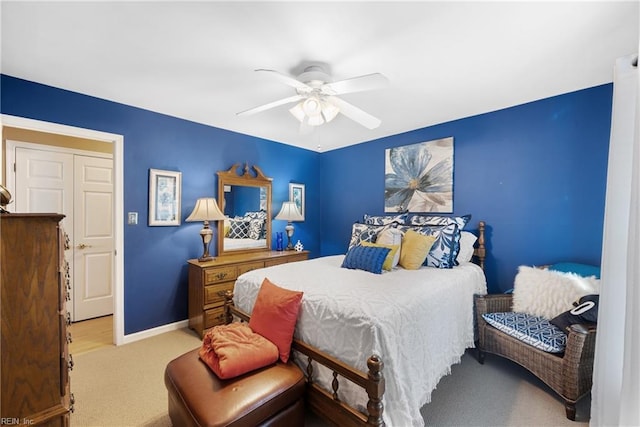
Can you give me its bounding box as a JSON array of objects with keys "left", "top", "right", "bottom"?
[
  {"left": 149, "top": 169, "right": 182, "bottom": 226},
  {"left": 289, "top": 182, "right": 305, "bottom": 220},
  {"left": 384, "top": 137, "right": 453, "bottom": 213}
]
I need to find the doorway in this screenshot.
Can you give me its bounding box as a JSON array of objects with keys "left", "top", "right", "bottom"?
[
  {"left": 11, "top": 143, "right": 114, "bottom": 322},
  {"left": 1, "top": 115, "right": 125, "bottom": 345}
]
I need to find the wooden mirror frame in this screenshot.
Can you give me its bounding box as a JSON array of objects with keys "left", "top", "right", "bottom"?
[{"left": 217, "top": 164, "right": 272, "bottom": 256}]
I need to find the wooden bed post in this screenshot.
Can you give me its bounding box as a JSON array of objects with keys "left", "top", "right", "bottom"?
[
  {"left": 366, "top": 355, "right": 385, "bottom": 426},
  {"left": 223, "top": 290, "right": 234, "bottom": 325},
  {"left": 474, "top": 220, "right": 486, "bottom": 271}
]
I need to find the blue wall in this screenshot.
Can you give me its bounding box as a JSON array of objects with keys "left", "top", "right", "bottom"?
[
  {"left": 1, "top": 75, "right": 321, "bottom": 334},
  {"left": 320, "top": 84, "right": 612, "bottom": 292},
  {"left": 1, "top": 75, "right": 612, "bottom": 329}
]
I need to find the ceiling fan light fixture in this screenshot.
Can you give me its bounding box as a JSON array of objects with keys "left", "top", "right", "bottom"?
[
  {"left": 289, "top": 103, "right": 306, "bottom": 122},
  {"left": 307, "top": 114, "right": 324, "bottom": 126},
  {"left": 302, "top": 97, "right": 322, "bottom": 116},
  {"left": 321, "top": 100, "right": 339, "bottom": 123}
]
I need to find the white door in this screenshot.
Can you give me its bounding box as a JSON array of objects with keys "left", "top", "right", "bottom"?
[
  {"left": 73, "top": 156, "right": 114, "bottom": 320},
  {"left": 13, "top": 146, "right": 114, "bottom": 321}
]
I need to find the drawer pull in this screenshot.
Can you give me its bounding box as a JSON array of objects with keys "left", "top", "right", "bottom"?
[{"left": 215, "top": 272, "right": 228, "bottom": 280}]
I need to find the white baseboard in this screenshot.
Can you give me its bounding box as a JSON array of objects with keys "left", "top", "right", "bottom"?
[{"left": 121, "top": 320, "right": 189, "bottom": 345}]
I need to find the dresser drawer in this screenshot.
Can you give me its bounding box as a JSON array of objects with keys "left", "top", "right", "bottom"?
[
  {"left": 203, "top": 266, "right": 237, "bottom": 284},
  {"left": 204, "top": 281, "right": 235, "bottom": 307},
  {"left": 264, "top": 252, "right": 308, "bottom": 267},
  {"left": 204, "top": 306, "right": 226, "bottom": 329},
  {"left": 237, "top": 261, "right": 265, "bottom": 276}
]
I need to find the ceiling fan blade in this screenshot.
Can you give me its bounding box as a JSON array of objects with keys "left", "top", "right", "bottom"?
[
  {"left": 327, "top": 96, "right": 382, "bottom": 129},
  {"left": 322, "top": 73, "right": 389, "bottom": 96},
  {"left": 236, "top": 94, "right": 304, "bottom": 116},
  {"left": 255, "top": 69, "right": 311, "bottom": 91}
]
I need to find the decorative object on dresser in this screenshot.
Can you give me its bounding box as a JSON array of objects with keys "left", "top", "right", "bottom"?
[
  {"left": 217, "top": 164, "right": 272, "bottom": 256},
  {"left": 275, "top": 201, "right": 304, "bottom": 250},
  {"left": 188, "top": 250, "right": 309, "bottom": 338},
  {"left": 0, "top": 184, "right": 12, "bottom": 213},
  {"left": 148, "top": 168, "right": 182, "bottom": 226},
  {"left": 186, "top": 197, "right": 226, "bottom": 262},
  {"left": 1, "top": 213, "right": 74, "bottom": 424}
]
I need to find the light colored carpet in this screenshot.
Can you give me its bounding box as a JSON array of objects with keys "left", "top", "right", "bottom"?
[{"left": 70, "top": 328, "right": 590, "bottom": 426}]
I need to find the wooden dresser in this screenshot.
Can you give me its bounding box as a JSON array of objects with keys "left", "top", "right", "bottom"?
[
  {"left": 188, "top": 250, "right": 309, "bottom": 337},
  {"left": 1, "top": 213, "right": 73, "bottom": 426}
]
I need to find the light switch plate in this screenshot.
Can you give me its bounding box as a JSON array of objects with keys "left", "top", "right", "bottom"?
[{"left": 128, "top": 212, "right": 138, "bottom": 225}]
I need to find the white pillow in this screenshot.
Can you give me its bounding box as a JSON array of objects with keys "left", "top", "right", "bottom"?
[
  {"left": 457, "top": 231, "right": 478, "bottom": 263},
  {"left": 376, "top": 228, "right": 403, "bottom": 268},
  {"left": 512, "top": 266, "right": 600, "bottom": 319}
]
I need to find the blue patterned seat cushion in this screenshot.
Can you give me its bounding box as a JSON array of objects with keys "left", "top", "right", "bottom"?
[{"left": 482, "top": 312, "right": 567, "bottom": 353}]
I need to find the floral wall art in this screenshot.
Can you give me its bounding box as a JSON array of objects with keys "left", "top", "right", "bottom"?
[{"left": 384, "top": 137, "right": 453, "bottom": 213}]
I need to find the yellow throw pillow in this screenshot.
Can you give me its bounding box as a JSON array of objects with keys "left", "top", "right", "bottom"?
[
  {"left": 399, "top": 230, "right": 437, "bottom": 270},
  {"left": 361, "top": 242, "right": 400, "bottom": 271}
]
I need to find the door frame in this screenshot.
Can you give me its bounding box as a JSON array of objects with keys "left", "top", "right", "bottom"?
[
  {"left": 2, "top": 114, "right": 126, "bottom": 345},
  {"left": 7, "top": 141, "right": 114, "bottom": 322}
]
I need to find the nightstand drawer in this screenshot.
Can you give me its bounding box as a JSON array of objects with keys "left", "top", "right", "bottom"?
[
  {"left": 238, "top": 261, "right": 265, "bottom": 276},
  {"left": 204, "top": 266, "right": 237, "bottom": 284},
  {"left": 204, "top": 306, "right": 226, "bottom": 329},
  {"left": 204, "top": 281, "right": 234, "bottom": 306}
]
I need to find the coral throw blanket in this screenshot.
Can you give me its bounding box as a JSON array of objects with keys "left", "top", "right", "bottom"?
[{"left": 199, "top": 323, "right": 279, "bottom": 379}]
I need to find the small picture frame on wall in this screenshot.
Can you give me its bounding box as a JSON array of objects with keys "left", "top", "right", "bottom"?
[
  {"left": 149, "top": 169, "right": 182, "bottom": 226},
  {"left": 289, "top": 182, "right": 305, "bottom": 220}
]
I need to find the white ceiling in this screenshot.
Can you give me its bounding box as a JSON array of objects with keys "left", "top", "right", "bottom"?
[{"left": 1, "top": 1, "right": 638, "bottom": 152}]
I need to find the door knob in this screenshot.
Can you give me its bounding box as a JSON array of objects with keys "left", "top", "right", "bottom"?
[{"left": 77, "top": 243, "right": 92, "bottom": 249}]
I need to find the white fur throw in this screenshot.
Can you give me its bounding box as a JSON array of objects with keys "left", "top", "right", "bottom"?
[{"left": 512, "top": 266, "right": 600, "bottom": 319}]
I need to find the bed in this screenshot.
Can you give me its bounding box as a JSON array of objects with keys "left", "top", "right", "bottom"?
[{"left": 229, "top": 219, "right": 487, "bottom": 427}]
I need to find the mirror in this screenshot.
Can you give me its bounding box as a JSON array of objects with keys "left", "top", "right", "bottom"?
[{"left": 217, "top": 164, "right": 272, "bottom": 256}]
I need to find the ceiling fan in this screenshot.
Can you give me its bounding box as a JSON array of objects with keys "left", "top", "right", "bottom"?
[{"left": 237, "top": 65, "right": 389, "bottom": 130}]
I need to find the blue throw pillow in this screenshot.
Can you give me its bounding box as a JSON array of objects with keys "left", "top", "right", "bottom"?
[
  {"left": 549, "top": 262, "right": 601, "bottom": 279},
  {"left": 342, "top": 245, "right": 391, "bottom": 274},
  {"left": 398, "top": 223, "right": 461, "bottom": 269}
]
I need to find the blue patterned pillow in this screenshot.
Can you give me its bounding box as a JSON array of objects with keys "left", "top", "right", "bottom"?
[
  {"left": 341, "top": 245, "right": 391, "bottom": 274},
  {"left": 363, "top": 213, "right": 408, "bottom": 226},
  {"left": 408, "top": 214, "right": 471, "bottom": 229},
  {"left": 247, "top": 218, "right": 264, "bottom": 240},
  {"left": 482, "top": 312, "right": 567, "bottom": 353},
  {"left": 398, "top": 223, "right": 460, "bottom": 268},
  {"left": 348, "top": 223, "right": 387, "bottom": 249},
  {"left": 227, "top": 219, "right": 250, "bottom": 239}
]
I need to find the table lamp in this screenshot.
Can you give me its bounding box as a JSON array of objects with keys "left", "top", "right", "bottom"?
[
  {"left": 275, "top": 201, "right": 304, "bottom": 250},
  {"left": 186, "top": 198, "right": 226, "bottom": 262}
]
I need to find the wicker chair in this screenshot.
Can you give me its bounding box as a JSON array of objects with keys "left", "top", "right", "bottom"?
[{"left": 474, "top": 293, "right": 596, "bottom": 421}]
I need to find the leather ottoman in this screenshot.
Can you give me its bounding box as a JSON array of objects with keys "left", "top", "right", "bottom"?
[{"left": 164, "top": 348, "right": 305, "bottom": 427}]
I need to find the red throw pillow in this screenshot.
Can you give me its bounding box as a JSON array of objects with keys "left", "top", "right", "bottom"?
[{"left": 249, "top": 278, "right": 303, "bottom": 363}]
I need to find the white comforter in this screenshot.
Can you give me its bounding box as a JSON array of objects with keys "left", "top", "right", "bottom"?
[{"left": 234, "top": 255, "right": 487, "bottom": 427}]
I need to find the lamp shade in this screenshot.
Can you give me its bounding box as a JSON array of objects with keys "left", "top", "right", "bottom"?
[
  {"left": 275, "top": 201, "right": 304, "bottom": 222},
  {"left": 185, "top": 198, "right": 225, "bottom": 222}
]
